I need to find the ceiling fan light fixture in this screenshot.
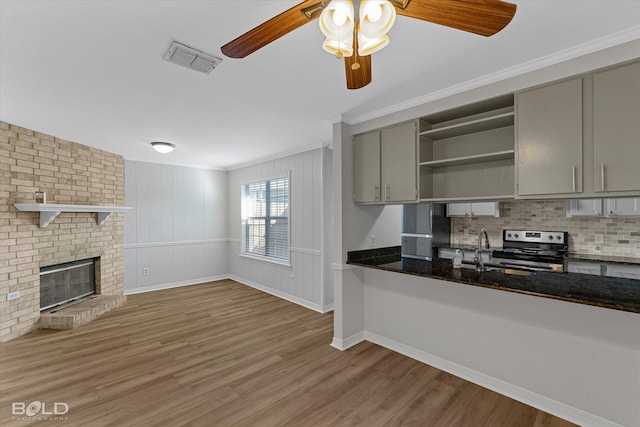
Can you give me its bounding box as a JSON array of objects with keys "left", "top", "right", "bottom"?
[
  {"left": 358, "top": 0, "right": 396, "bottom": 55},
  {"left": 320, "top": 0, "right": 355, "bottom": 57},
  {"left": 150, "top": 141, "right": 176, "bottom": 154}
]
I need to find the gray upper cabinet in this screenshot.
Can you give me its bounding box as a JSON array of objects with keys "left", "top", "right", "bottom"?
[
  {"left": 593, "top": 62, "right": 640, "bottom": 193},
  {"left": 353, "top": 121, "right": 417, "bottom": 204},
  {"left": 381, "top": 122, "right": 417, "bottom": 203},
  {"left": 516, "top": 78, "right": 583, "bottom": 197},
  {"left": 353, "top": 131, "right": 381, "bottom": 203}
]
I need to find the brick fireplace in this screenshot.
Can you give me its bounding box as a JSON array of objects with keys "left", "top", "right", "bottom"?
[{"left": 0, "top": 121, "right": 126, "bottom": 342}]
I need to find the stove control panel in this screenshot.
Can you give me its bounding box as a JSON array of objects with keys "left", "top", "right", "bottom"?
[{"left": 503, "top": 230, "right": 567, "bottom": 244}]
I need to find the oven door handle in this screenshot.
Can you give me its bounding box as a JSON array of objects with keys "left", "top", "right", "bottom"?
[{"left": 499, "top": 262, "right": 549, "bottom": 272}]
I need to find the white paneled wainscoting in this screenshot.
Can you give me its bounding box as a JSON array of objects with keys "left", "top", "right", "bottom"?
[
  {"left": 123, "top": 147, "right": 334, "bottom": 313},
  {"left": 228, "top": 240, "right": 333, "bottom": 313},
  {"left": 124, "top": 239, "right": 229, "bottom": 294}
]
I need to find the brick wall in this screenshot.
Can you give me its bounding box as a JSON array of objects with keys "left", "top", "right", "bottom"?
[{"left": 0, "top": 121, "right": 125, "bottom": 342}]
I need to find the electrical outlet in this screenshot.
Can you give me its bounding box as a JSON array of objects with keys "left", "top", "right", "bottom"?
[
  {"left": 370, "top": 235, "right": 375, "bottom": 247},
  {"left": 143, "top": 268, "right": 149, "bottom": 276},
  {"left": 7, "top": 291, "right": 20, "bottom": 301},
  {"left": 290, "top": 274, "right": 295, "bottom": 284}
]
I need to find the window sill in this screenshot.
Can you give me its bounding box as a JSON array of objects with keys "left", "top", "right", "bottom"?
[{"left": 239, "top": 253, "right": 292, "bottom": 268}]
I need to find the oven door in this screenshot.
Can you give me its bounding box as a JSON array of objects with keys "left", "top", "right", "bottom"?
[{"left": 490, "top": 257, "right": 565, "bottom": 272}]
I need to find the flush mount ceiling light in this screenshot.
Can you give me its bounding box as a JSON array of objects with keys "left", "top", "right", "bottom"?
[
  {"left": 221, "top": 0, "right": 516, "bottom": 90},
  {"left": 151, "top": 141, "right": 176, "bottom": 154}
]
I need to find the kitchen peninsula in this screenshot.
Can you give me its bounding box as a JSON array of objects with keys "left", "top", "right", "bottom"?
[{"left": 332, "top": 51, "right": 640, "bottom": 427}]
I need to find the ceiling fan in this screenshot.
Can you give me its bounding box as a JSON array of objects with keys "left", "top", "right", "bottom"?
[{"left": 221, "top": 0, "right": 517, "bottom": 90}]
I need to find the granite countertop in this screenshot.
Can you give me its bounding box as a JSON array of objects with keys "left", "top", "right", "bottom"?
[
  {"left": 348, "top": 246, "right": 640, "bottom": 314},
  {"left": 568, "top": 252, "right": 640, "bottom": 265}
]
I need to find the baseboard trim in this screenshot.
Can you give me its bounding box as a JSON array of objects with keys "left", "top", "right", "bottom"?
[
  {"left": 126, "top": 274, "right": 335, "bottom": 315},
  {"left": 229, "top": 275, "right": 327, "bottom": 314},
  {"left": 124, "top": 275, "right": 229, "bottom": 295},
  {"left": 321, "top": 303, "right": 334, "bottom": 313},
  {"left": 364, "top": 331, "right": 622, "bottom": 427},
  {"left": 330, "top": 331, "right": 366, "bottom": 351}
]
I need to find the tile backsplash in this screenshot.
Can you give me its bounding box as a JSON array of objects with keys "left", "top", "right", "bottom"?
[{"left": 451, "top": 199, "right": 640, "bottom": 257}]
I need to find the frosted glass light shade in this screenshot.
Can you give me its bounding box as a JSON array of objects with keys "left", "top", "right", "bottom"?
[
  {"left": 320, "top": 0, "right": 355, "bottom": 57},
  {"left": 151, "top": 141, "right": 175, "bottom": 153},
  {"left": 358, "top": 0, "right": 396, "bottom": 56}
]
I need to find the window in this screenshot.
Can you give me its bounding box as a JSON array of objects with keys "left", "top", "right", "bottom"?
[{"left": 241, "top": 175, "right": 289, "bottom": 263}]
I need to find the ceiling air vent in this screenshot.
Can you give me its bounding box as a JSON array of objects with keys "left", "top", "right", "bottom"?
[{"left": 163, "top": 41, "right": 222, "bottom": 74}]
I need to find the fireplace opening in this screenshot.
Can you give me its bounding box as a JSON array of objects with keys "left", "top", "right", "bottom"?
[{"left": 40, "top": 258, "right": 97, "bottom": 311}]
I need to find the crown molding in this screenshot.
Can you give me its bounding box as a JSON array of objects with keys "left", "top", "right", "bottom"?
[{"left": 343, "top": 26, "right": 640, "bottom": 125}]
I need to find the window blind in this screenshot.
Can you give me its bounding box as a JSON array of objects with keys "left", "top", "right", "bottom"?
[{"left": 242, "top": 176, "right": 289, "bottom": 261}]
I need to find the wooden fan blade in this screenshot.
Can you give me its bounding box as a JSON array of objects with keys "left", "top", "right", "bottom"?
[
  {"left": 345, "top": 53, "right": 372, "bottom": 90},
  {"left": 344, "top": 29, "right": 372, "bottom": 90},
  {"left": 396, "top": 0, "right": 517, "bottom": 37},
  {"left": 221, "top": 0, "right": 326, "bottom": 58}
]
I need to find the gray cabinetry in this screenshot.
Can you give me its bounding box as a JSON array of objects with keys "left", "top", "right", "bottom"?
[
  {"left": 606, "top": 264, "right": 640, "bottom": 280},
  {"left": 418, "top": 96, "right": 515, "bottom": 201},
  {"left": 593, "top": 62, "right": 640, "bottom": 193},
  {"left": 353, "top": 131, "right": 381, "bottom": 203},
  {"left": 567, "top": 260, "right": 602, "bottom": 276},
  {"left": 353, "top": 121, "right": 417, "bottom": 204},
  {"left": 381, "top": 122, "right": 417, "bottom": 203},
  {"left": 516, "top": 78, "right": 583, "bottom": 197},
  {"left": 567, "top": 259, "right": 640, "bottom": 280}
]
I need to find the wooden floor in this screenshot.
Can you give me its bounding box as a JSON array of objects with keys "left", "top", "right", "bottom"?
[{"left": 1, "top": 280, "right": 576, "bottom": 427}]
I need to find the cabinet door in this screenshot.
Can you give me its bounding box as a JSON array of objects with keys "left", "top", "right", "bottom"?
[
  {"left": 605, "top": 197, "right": 640, "bottom": 217},
  {"left": 566, "top": 199, "right": 603, "bottom": 217},
  {"left": 447, "top": 202, "right": 499, "bottom": 217},
  {"left": 353, "top": 131, "right": 381, "bottom": 203},
  {"left": 469, "top": 202, "right": 500, "bottom": 217},
  {"left": 605, "top": 264, "right": 640, "bottom": 280},
  {"left": 567, "top": 261, "right": 601, "bottom": 276},
  {"left": 381, "top": 122, "right": 417, "bottom": 202},
  {"left": 447, "top": 203, "right": 470, "bottom": 217},
  {"left": 516, "top": 78, "right": 583, "bottom": 196},
  {"left": 593, "top": 62, "right": 640, "bottom": 193}
]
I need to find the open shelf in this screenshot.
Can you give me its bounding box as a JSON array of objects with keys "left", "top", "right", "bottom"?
[
  {"left": 419, "top": 108, "right": 514, "bottom": 141},
  {"left": 14, "top": 203, "right": 133, "bottom": 228},
  {"left": 419, "top": 150, "right": 514, "bottom": 168}
]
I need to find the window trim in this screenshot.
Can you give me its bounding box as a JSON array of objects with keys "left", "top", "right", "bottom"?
[{"left": 240, "top": 172, "right": 291, "bottom": 266}]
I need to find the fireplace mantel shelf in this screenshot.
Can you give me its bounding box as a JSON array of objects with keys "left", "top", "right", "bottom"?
[{"left": 14, "top": 203, "right": 133, "bottom": 228}]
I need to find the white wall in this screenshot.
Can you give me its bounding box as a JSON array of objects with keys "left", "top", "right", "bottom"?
[
  {"left": 227, "top": 147, "right": 333, "bottom": 312},
  {"left": 124, "top": 161, "right": 228, "bottom": 293}
]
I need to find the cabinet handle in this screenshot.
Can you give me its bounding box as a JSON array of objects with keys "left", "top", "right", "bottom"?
[
  {"left": 572, "top": 165, "right": 576, "bottom": 192},
  {"left": 600, "top": 163, "right": 605, "bottom": 191},
  {"left": 375, "top": 184, "right": 380, "bottom": 201},
  {"left": 385, "top": 184, "right": 390, "bottom": 201}
]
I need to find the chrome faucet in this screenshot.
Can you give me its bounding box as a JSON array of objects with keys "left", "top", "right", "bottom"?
[{"left": 474, "top": 228, "right": 490, "bottom": 272}]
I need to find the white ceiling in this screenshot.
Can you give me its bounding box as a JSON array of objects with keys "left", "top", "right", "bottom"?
[{"left": 1, "top": 1, "right": 639, "bottom": 170}]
